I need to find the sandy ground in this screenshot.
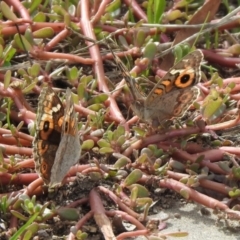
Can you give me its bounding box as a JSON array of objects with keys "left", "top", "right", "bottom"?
[
  {"left": 132, "top": 201, "right": 239, "bottom": 240},
  {"left": 156, "top": 202, "right": 239, "bottom": 240}
]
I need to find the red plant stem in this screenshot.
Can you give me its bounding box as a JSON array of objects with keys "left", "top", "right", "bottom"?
[
  {"left": 190, "top": 149, "right": 225, "bottom": 163},
  {"left": 24, "top": 177, "right": 44, "bottom": 196},
  {"left": 141, "top": 127, "right": 204, "bottom": 147},
  {"left": 14, "top": 159, "right": 35, "bottom": 169},
  {"left": 165, "top": 146, "right": 226, "bottom": 175},
  {"left": 123, "top": 0, "right": 147, "bottom": 22},
  {"left": 68, "top": 210, "right": 93, "bottom": 240},
  {"left": 9, "top": 215, "right": 18, "bottom": 232},
  {"left": 0, "top": 173, "right": 38, "bottom": 185},
  {"left": 45, "top": 28, "right": 70, "bottom": 51},
  {"left": 206, "top": 111, "right": 240, "bottom": 130},
  {"left": 0, "top": 93, "right": 35, "bottom": 124},
  {"left": 116, "top": 230, "right": 149, "bottom": 240},
  {"left": 98, "top": 186, "right": 140, "bottom": 219},
  {"left": 123, "top": 139, "right": 143, "bottom": 156},
  {"left": 158, "top": 142, "right": 226, "bottom": 162},
  {"left": 199, "top": 179, "right": 231, "bottom": 195},
  {"left": 64, "top": 197, "right": 89, "bottom": 208},
  {"left": 166, "top": 171, "right": 231, "bottom": 196},
  {"left": 158, "top": 178, "right": 229, "bottom": 210},
  {"left": 223, "top": 77, "right": 240, "bottom": 86},
  {"left": 102, "top": 47, "right": 141, "bottom": 61},
  {"left": 0, "top": 128, "right": 33, "bottom": 142},
  {"left": 0, "top": 84, "right": 33, "bottom": 124},
  {"left": 111, "top": 79, "right": 126, "bottom": 99},
  {"left": 161, "top": 142, "right": 208, "bottom": 154},
  {"left": 1, "top": 22, "right": 64, "bottom": 36},
  {"left": 0, "top": 134, "right": 30, "bottom": 146},
  {"left": 0, "top": 15, "right": 238, "bottom": 38},
  {"left": 80, "top": 0, "right": 125, "bottom": 124},
  {"left": 220, "top": 146, "right": 240, "bottom": 156},
  {"left": 107, "top": 210, "right": 146, "bottom": 230},
  {"left": 0, "top": 144, "right": 32, "bottom": 156},
  {"left": 202, "top": 49, "right": 240, "bottom": 67},
  {"left": 92, "top": 0, "right": 101, "bottom": 15},
  {"left": 6, "top": 0, "right": 31, "bottom": 21},
  {"left": 91, "top": 0, "right": 112, "bottom": 25},
  {"left": 32, "top": 48, "right": 95, "bottom": 64},
  {"left": 81, "top": 166, "right": 105, "bottom": 175},
  {"left": 66, "top": 164, "right": 93, "bottom": 176},
  {"left": 90, "top": 188, "right": 116, "bottom": 239}
]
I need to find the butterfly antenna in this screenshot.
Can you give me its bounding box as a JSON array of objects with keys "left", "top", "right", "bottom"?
[{"left": 15, "top": 24, "right": 33, "bottom": 66}]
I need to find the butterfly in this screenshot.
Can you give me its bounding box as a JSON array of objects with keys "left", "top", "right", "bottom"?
[{"left": 112, "top": 49, "right": 203, "bottom": 127}]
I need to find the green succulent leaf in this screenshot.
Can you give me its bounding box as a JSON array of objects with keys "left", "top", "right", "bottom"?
[
  {"left": 57, "top": 208, "right": 79, "bottom": 221},
  {"left": 113, "top": 157, "right": 130, "bottom": 169},
  {"left": 116, "top": 135, "right": 126, "bottom": 147},
  {"left": 66, "top": 66, "right": 79, "bottom": 80},
  {"left": 123, "top": 169, "right": 143, "bottom": 187},
  {"left": 28, "top": 63, "right": 40, "bottom": 77},
  {"left": 135, "top": 29, "right": 146, "bottom": 47},
  {"left": 232, "top": 166, "right": 240, "bottom": 179},
  {"left": 76, "top": 230, "right": 88, "bottom": 240},
  {"left": 33, "top": 27, "right": 54, "bottom": 38},
  {"left": 143, "top": 42, "right": 157, "bottom": 62},
  {"left": 33, "top": 12, "right": 46, "bottom": 22},
  {"left": 97, "top": 139, "right": 111, "bottom": 148},
  {"left": 112, "top": 125, "right": 125, "bottom": 141},
  {"left": 13, "top": 34, "right": 33, "bottom": 51},
  {"left": 81, "top": 139, "right": 94, "bottom": 150},
  {"left": 29, "top": 0, "right": 41, "bottom": 13},
  {"left": 229, "top": 188, "right": 240, "bottom": 198},
  {"left": 137, "top": 153, "right": 148, "bottom": 164},
  {"left": 201, "top": 89, "right": 226, "bottom": 122},
  {"left": 88, "top": 103, "right": 105, "bottom": 111},
  {"left": 22, "top": 81, "right": 38, "bottom": 93},
  {"left": 77, "top": 82, "right": 88, "bottom": 100},
  {"left": 87, "top": 94, "right": 108, "bottom": 105},
  {"left": 0, "top": 2, "right": 18, "bottom": 21},
  {"left": 128, "top": 184, "right": 149, "bottom": 198},
  {"left": 3, "top": 45, "right": 16, "bottom": 63},
  {"left": 10, "top": 212, "right": 40, "bottom": 240},
  {"left": 22, "top": 223, "right": 39, "bottom": 240},
  {"left": 0, "top": 44, "right": 3, "bottom": 58},
  {"left": 179, "top": 188, "right": 190, "bottom": 199},
  {"left": 11, "top": 210, "right": 28, "bottom": 221},
  {"left": 4, "top": 70, "right": 11, "bottom": 89},
  {"left": 166, "top": 9, "right": 183, "bottom": 21},
  {"left": 105, "top": 0, "right": 121, "bottom": 12},
  {"left": 80, "top": 75, "right": 93, "bottom": 85},
  {"left": 99, "top": 147, "right": 114, "bottom": 154}
]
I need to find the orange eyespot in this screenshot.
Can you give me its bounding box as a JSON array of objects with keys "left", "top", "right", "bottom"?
[
  {"left": 64, "top": 121, "right": 69, "bottom": 132},
  {"left": 40, "top": 140, "right": 48, "bottom": 151},
  {"left": 180, "top": 74, "right": 190, "bottom": 83},
  {"left": 175, "top": 70, "right": 195, "bottom": 88},
  {"left": 43, "top": 121, "right": 50, "bottom": 131},
  {"left": 173, "top": 106, "right": 182, "bottom": 115},
  {"left": 41, "top": 161, "right": 47, "bottom": 173},
  {"left": 178, "top": 92, "right": 194, "bottom": 103}
]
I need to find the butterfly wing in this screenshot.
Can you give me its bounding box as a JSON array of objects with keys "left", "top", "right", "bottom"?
[
  {"left": 49, "top": 88, "right": 81, "bottom": 188},
  {"left": 33, "top": 87, "right": 64, "bottom": 184}
]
